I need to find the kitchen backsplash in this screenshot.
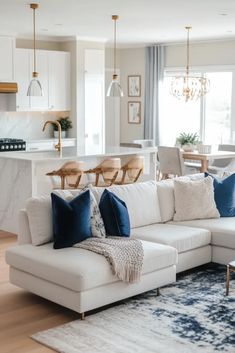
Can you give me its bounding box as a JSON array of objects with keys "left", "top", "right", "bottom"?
[{"left": 0, "top": 111, "right": 69, "bottom": 140}]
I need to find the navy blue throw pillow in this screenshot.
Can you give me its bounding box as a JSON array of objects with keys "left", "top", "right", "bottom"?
[
  {"left": 205, "top": 172, "right": 235, "bottom": 217},
  {"left": 99, "top": 189, "right": 130, "bottom": 237},
  {"left": 51, "top": 190, "right": 91, "bottom": 249}
]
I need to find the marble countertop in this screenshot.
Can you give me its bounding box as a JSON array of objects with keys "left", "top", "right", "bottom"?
[{"left": 0, "top": 146, "right": 157, "bottom": 162}]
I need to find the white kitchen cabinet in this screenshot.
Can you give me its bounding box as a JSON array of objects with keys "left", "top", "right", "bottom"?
[
  {"left": 0, "top": 37, "right": 15, "bottom": 82},
  {"left": 15, "top": 49, "right": 70, "bottom": 112},
  {"left": 15, "top": 49, "right": 30, "bottom": 111},
  {"left": 48, "top": 51, "right": 70, "bottom": 111}
]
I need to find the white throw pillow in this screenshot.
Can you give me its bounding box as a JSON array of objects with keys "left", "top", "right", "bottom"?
[
  {"left": 26, "top": 195, "right": 52, "bottom": 246},
  {"left": 91, "top": 180, "right": 162, "bottom": 228},
  {"left": 173, "top": 176, "right": 220, "bottom": 222},
  {"left": 156, "top": 173, "right": 205, "bottom": 223},
  {"left": 54, "top": 188, "right": 106, "bottom": 238}
]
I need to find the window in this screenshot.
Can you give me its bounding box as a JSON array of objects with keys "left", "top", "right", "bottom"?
[{"left": 160, "top": 70, "right": 233, "bottom": 146}]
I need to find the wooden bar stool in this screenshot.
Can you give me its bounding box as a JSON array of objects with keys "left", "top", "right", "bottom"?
[
  {"left": 115, "top": 156, "right": 144, "bottom": 185},
  {"left": 84, "top": 158, "right": 121, "bottom": 187},
  {"left": 46, "top": 161, "right": 84, "bottom": 189}
]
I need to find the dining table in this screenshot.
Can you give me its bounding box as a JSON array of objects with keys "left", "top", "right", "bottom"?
[{"left": 182, "top": 150, "right": 235, "bottom": 173}]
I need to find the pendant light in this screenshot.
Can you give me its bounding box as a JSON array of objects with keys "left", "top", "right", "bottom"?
[
  {"left": 27, "top": 3, "right": 43, "bottom": 97},
  {"left": 106, "top": 15, "right": 124, "bottom": 97},
  {"left": 170, "top": 27, "right": 210, "bottom": 102}
]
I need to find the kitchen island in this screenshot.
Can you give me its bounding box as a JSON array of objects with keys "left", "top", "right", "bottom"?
[{"left": 0, "top": 146, "right": 157, "bottom": 233}]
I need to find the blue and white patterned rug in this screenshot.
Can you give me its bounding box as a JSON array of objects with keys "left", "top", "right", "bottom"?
[{"left": 32, "top": 264, "right": 235, "bottom": 353}]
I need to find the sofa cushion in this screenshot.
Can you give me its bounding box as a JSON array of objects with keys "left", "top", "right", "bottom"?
[
  {"left": 91, "top": 181, "right": 162, "bottom": 228},
  {"left": 205, "top": 173, "right": 235, "bottom": 217},
  {"left": 5, "top": 241, "right": 177, "bottom": 292},
  {"left": 169, "top": 218, "right": 235, "bottom": 250},
  {"left": 99, "top": 189, "right": 130, "bottom": 237},
  {"left": 173, "top": 176, "right": 220, "bottom": 221},
  {"left": 51, "top": 191, "right": 92, "bottom": 249},
  {"left": 131, "top": 224, "right": 211, "bottom": 253}
]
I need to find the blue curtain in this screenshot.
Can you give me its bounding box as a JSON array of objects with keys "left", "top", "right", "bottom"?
[{"left": 144, "top": 46, "right": 165, "bottom": 145}]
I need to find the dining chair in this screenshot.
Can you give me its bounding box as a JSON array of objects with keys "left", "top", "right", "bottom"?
[
  {"left": 115, "top": 156, "right": 144, "bottom": 185},
  {"left": 46, "top": 161, "right": 85, "bottom": 189},
  {"left": 157, "top": 146, "right": 196, "bottom": 179},
  {"left": 208, "top": 144, "right": 235, "bottom": 176},
  {"left": 84, "top": 158, "right": 121, "bottom": 187}
]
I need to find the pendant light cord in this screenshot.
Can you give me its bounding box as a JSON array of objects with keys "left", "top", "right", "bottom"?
[
  {"left": 114, "top": 17, "right": 116, "bottom": 75},
  {"left": 33, "top": 7, "right": 36, "bottom": 74},
  {"left": 186, "top": 26, "right": 191, "bottom": 77}
]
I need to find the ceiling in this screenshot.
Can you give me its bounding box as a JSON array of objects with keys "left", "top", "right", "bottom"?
[{"left": 1, "top": 0, "right": 235, "bottom": 46}]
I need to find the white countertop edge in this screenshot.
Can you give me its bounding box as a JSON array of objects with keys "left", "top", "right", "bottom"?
[{"left": 0, "top": 146, "right": 157, "bottom": 162}]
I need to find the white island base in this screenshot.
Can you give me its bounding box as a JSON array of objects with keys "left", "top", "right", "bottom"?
[{"left": 0, "top": 146, "right": 157, "bottom": 234}]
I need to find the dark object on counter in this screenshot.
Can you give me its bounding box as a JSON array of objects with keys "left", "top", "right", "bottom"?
[{"left": 0, "top": 138, "right": 26, "bottom": 152}]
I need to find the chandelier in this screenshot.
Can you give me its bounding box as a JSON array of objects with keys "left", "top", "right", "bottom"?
[{"left": 170, "top": 27, "right": 210, "bottom": 102}]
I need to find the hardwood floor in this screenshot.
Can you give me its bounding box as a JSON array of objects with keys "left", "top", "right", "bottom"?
[{"left": 0, "top": 232, "right": 79, "bottom": 353}]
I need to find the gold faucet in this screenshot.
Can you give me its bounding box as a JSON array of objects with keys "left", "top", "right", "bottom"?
[{"left": 42, "top": 120, "right": 62, "bottom": 152}]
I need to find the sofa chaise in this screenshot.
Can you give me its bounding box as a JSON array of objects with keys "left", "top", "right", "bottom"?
[{"left": 5, "top": 179, "right": 235, "bottom": 317}]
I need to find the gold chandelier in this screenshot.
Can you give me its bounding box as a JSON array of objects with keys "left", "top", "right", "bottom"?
[{"left": 170, "top": 27, "right": 210, "bottom": 102}]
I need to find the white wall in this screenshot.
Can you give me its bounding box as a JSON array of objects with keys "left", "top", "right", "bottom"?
[
  {"left": 119, "top": 48, "right": 145, "bottom": 143},
  {"left": 165, "top": 39, "right": 235, "bottom": 68}
]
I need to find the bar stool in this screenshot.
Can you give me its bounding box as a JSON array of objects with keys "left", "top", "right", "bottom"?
[
  {"left": 115, "top": 156, "right": 144, "bottom": 185},
  {"left": 46, "top": 161, "right": 84, "bottom": 189},
  {"left": 84, "top": 158, "right": 121, "bottom": 187}
]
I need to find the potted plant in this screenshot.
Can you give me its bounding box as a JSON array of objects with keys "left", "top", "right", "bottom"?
[
  {"left": 176, "top": 132, "right": 199, "bottom": 152},
  {"left": 53, "top": 117, "right": 72, "bottom": 138}
]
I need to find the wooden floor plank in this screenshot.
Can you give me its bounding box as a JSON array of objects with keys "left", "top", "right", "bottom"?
[{"left": 0, "top": 233, "right": 78, "bottom": 353}]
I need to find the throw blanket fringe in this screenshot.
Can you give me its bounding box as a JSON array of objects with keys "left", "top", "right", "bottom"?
[{"left": 74, "top": 237, "right": 144, "bottom": 283}]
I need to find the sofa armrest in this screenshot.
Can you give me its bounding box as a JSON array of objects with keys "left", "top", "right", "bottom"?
[{"left": 18, "top": 209, "right": 32, "bottom": 245}]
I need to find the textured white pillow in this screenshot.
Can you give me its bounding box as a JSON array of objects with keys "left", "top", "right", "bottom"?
[
  {"left": 26, "top": 195, "right": 52, "bottom": 246},
  {"left": 156, "top": 173, "right": 205, "bottom": 223},
  {"left": 173, "top": 176, "right": 220, "bottom": 221},
  {"left": 91, "top": 180, "right": 162, "bottom": 228}
]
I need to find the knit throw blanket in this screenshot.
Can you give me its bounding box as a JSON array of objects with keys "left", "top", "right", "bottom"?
[{"left": 74, "top": 237, "right": 144, "bottom": 283}]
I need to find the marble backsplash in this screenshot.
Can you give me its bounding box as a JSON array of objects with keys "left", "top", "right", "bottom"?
[{"left": 0, "top": 111, "right": 69, "bottom": 140}]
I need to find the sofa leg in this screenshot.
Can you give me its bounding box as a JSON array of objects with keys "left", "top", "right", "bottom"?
[
  {"left": 81, "top": 312, "right": 85, "bottom": 320},
  {"left": 157, "top": 288, "right": 160, "bottom": 296}
]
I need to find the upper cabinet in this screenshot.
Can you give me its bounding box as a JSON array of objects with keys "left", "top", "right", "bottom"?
[
  {"left": 0, "top": 37, "right": 15, "bottom": 82},
  {"left": 48, "top": 51, "right": 70, "bottom": 111},
  {"left": 15, "top": 48, "right": 71, "bottom": 112}
]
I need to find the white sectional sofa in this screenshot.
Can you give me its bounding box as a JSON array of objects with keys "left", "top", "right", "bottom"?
[{"left": 5, "top": 179, "right": 235, "bottom": 317}]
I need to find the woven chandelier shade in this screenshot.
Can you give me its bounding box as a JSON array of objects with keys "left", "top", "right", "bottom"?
[{"left": 170, "top": 27, "right": 210, "bottom": 102}]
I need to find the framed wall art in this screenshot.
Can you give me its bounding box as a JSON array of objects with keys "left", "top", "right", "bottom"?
[
  {"left": 128, "top": 75, "right": 141, "bottom": 97},
  {"left": 128, "top": 101, "right": 141, "bottom": 124}
]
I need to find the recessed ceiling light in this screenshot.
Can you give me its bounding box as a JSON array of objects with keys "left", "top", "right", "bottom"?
[
  {"left": 220, "top": 13, "right": 228, "bottom": 16},
  {"left": 55, "top": 23, "right": 63, "bottom": 26},
  {"left": 226, "top": 30, "right": 233, "bottom": 33}
]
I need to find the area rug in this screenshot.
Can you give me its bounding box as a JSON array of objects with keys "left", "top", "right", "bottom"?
[{"left": 32, "top": 264, "right": 235, "bottom": 353}]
